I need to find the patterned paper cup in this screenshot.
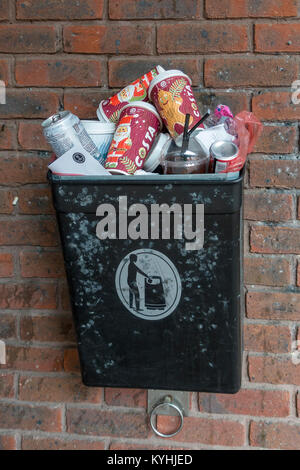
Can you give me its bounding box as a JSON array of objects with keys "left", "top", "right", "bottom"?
[
  {"left": 97, "top": 66, "right": 165, "bottom": 124},
  {"left": 148, "top": 70, "right": 202, "bottom": 139},
  {"left": 105, "top": 102, "right": 162, "bottom": 175}
]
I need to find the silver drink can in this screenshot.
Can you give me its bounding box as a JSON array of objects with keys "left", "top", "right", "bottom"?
[
  {"left": 210, "top": 140, "right": 239, "bottom": 173},
  {"left": 42, "top": 111, "right": 102, "bottom": 163}
]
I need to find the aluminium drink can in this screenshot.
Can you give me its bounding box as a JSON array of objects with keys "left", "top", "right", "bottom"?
[
  {"left": 209, "top": 140, "right": 239, "bottom": 174},
  {"left": 42, "top": 111, "right": 103, "bottom": 164}
]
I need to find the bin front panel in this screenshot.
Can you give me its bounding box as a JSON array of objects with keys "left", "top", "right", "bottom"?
[{"left": 54, "top": 177, "right": 243, "bottom": 393}]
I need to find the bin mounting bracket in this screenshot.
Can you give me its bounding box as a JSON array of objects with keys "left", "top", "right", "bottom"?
[
  {"left": 148, "top": 390, "right": 189, "bottom": 438},
  {"left": 147, "top": 389, "right": 189, "bottom": 417}
]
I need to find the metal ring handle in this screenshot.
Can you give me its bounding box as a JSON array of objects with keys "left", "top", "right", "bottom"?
[{"left": 150, "top": 400, "right": 184, "bottom": 438}]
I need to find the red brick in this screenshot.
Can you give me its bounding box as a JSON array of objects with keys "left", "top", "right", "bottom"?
[
  {"left": 64, "top": 89, "right": 112, "bottom": 120},
  {"left": 157, "top": 23, "right": 249, "bottom": 53},
  {"left": 244, "top": 191, "right": 293, "bottom": 222},
  {"left": 256, "top": 23, "right": 300, "bottom": 53},
  {"left": 67, "top": 408, "right": 148, "bottom": 438},
  {"left": 110, "top": 442, "right": 186, "bottom": 450},
  {"left": 250, "top": 421, "right": 300, "bottom": 450},
  {"left": 5, "top": 346, "right": 64, "bottom": 372},
  {"left": 0, "top": 1, "right": 9, "bottom": 21},
  {"left": 0, "top": 253, "right": 13, "bottom": 277},
  {"left": 250, "top": 225, "right": 300, "bottom": 254},
  {"left": 64, "top": 25, "right": 154, "bottom": 54},
  {"left": 250, "top": 160, "right": 300, "bottom": 189},
  {"left": 244, "top": 256, "right": 291, "bottom": 287},
  {"left": 206, "top": 0, "right": 298, "bottom": 18},
  {"left": 0, "top": 155, "right": 51, "bottom": 185},
  {"left": 0, "top": 403, "right": 62, "bottom": 432},
  {"left": 0, "top": 89, "right": 60, "bottom": 119},
  {"left": 199, "top": 389, "right": 290, "bottom": 417},
  {"left": 20, "top": 250, "right": 65, "bottom": 278},
  {"left": 253, "top": 125, "right": 297, "bottom": 154},
  {"left": 22, "top": 436, "right": 105, "bottom": 451},
  {"left": 16, "top": 58, "right": 104, "bottom": 88},
  {"left": 156, "top": 416, "right": 245, "bottom": 446},
  {"left": 0, "top": 435, "right": 17, "bottom": 450},
  {"left": 61, "top": 283, "right": 71, "bottom": 311},
  {"left": 0, "top": 190, "right": 14, "bottom": 214},
  {"left": 109, "top": 0, "right": 201, "bottom": 19},
  {"left": 105, "top": 388, "right": 147, "bottom": 408},
  {"left": 0, "top": 283, "right": 57, "bottom": 310},
  {"left": 0, "top": 25, "right": 58, "bottom": 53},
  {"left": 297, "top": 261, "right": 300, "bottom": 287},
  {"left": 16, "top": 0, "right": 104, "bottom": 19},
  {"left": 0, "top": 373, "right": 14, "bottom": 398},
  {"left": 247, "top": 291, "right": 300, "bottom": 321},
  {"left": 108, "top": 58, "right": 202, "bottom": 88},
  {"left": 0, "top": 219, "right": 58, "bottom": 247},
  {"left": 0, "top": 58, "right": 11, "bottom": 85},
  {"left": 0, "top": 122, "right": 17, "bottom": 150},
  {"left": 18, "top": 188, "right": 55, "bottom": 215},
  {"left": 249, "top": 356, "right": 300, "bottom": 385},
  {"left": 0, "top": 314, "right": 16, "bottom": 339},
  {"left": 18, "top": 122, "right": 51, "bottom": 152},
  {"left": 19, "top": 376, "right": 101, "bottom": 403},
  {"left": 195, "top": 90, "right": 249, "bottom": 116},
  {"left": 252, "top": 92, "right": 300, "bottom": 121},
  {"left": 64, "top": 348, "right": 80, "bottom": 373},
  {"left": 20, "top": 315, "right": 75, "bottom": 343},
  {"left": 244, "top": 323, "right": 291, "bottom": 354},
  {"left": 205, "top": 58, "right": 297, "bottom": 88}
]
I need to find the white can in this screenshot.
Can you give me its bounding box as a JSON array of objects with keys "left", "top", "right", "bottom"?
[{"left": 210, "top": 140, "right": 239, "bottom": 173}]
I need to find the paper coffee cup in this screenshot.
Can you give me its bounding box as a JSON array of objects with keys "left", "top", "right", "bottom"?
[
  {"left": 148, "top": 70, "right": 201, "bottom": 139},
  {"left": 98, "top": 66, "right": 165, "bottom": 124},
  {"left": 105, "top": 101, "right": 162, "bottom": 175},
  {"left": 143, "top": 133, "right": 171, "bottom": 173},
  {"left": 82, "top": 121, "right": 115, "bottom": 163}
]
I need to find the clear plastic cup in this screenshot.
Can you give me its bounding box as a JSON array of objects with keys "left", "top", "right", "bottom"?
[{"left": 162, "top": 150, "right": 209, "bottom": 175}]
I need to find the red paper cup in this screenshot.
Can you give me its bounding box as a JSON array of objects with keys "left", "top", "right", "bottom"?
[
  {"left": 97, "top": 66, "right": 164, "bottom": 124},
  {"left": 148, "top": 70, "right": 202, "bottom": 139},
  {"left": 105, "top": 102, "right": 162, "bottom": 175}
]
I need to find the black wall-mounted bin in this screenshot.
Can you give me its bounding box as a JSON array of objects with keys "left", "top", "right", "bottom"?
[{"left": 49, "top": 172, "right": 244, "bottom": 394}]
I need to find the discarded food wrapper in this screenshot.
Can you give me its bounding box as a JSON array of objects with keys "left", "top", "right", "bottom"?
[
  {"left": 48, "top": 147, "right": 110, "bottom": 176},
  {"left": 227, "top": 111, "right": 263, "bottom": 173},
  {"left": 193, "top": 124, "right": 234, "bottom": 156}
]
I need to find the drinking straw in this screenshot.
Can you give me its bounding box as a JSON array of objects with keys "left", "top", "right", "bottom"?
[
  {"left": 181, "top": 114, "right": 191, "bottom": 159},
  {"left": 187, "top": 111, "right": 211, "bottom": 137}
]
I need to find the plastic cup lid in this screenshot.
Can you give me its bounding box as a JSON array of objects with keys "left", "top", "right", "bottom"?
[
  {"left": 82, "top": 120, "right": 116, "bottom": 134},
  {"left": 121, "top": 101, "right": 163, "bottom": 130},
  {"left": 148, "top": 70, "right": 192, "bottom": 101},
  {"left": 108, "top": 168, "right": 130, "bottom": 176},
  {"left": 144, "top": 133, "right": 171, "bottom": 172},
  {"left": 156, "top": 65, "right": 165, "bottom": 74},
  {"left": 97, "top": 103, "right": 113, "bottom": 123}
]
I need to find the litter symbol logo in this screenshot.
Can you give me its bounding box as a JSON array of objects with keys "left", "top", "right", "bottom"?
[{"left": 115, "top": 249, "right": 182, "bottom": 321}]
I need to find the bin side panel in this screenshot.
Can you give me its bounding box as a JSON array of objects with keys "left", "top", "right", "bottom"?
[
  {"left": 57, "top": 201, "right": 242, "bottom": 393},
  {"left": 51, "top": 179, "right": 243, "bottom": 215}
]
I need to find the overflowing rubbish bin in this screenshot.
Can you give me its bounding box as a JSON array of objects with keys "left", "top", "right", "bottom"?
[{"left": 49, "top": 171, "right": 244, "bottom": 393}]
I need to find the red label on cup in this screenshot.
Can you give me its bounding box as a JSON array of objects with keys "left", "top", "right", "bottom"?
[
  {"left": 150, "top": 74, "right": 201, "bottom": 139},
  {"left": 105, "top": 104, "right": 161, "bottom": 175},
  {"left": 99, "top": 68, "right": 161, "bottom": 124}
]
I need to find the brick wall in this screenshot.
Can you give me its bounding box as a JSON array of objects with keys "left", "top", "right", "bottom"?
[{"left": 0, "top": 0, "right": 299, "bottom": 450}]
